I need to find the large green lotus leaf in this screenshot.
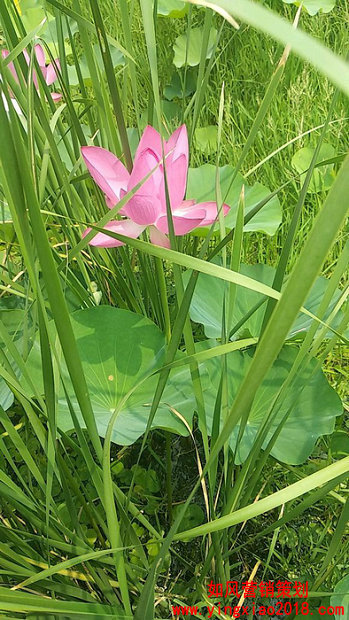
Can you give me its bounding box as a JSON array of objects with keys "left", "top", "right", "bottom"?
[
  {"left": 195, "top": 126, "right": 218, "bottom": 154},
  {"left": 200, "top": 342, "right": 342, "bottom": 464},
  {"left": 184, "top": 263, "right": 275, "bottom": 339},
  {"left": 164, "top": 69, "right": 196, "bottom": 101},
  {"left": 173, "top": 27, "right": 218, "bottom": 68},
  {"left": 18, "top": 3, "right": 77, "bottom": 54},
  {"left": 162, "top": 100, "right": 182, "bottom": 125},
  {"left": 57, "top": 124, "right": 91, "bottom": 171},
  {"left": 57, "top": 362, "right": 195, "bottom": 445},
  {"left": 67, "top": 45, "right": 125, "bottom": 86},
  {"left": 140, "top": 101, "right": 183, "bottom": 133},
  {"left": 330, "top": 431, "right": 349, "bottom": 458},
  {"left": 186, "top": 165, "right": 281, "bottom": 236},
  {"left": 184, "top": 263, "right": 344, "bottom": 340},
  {"left": 331, "top": 575, "right": 349, "bottom": 619},
  {"left": 25, "top": 307, "right": 195, "bottom": 444},
  {"left": 291, "top": 143, "right": 336, "bottom": 193},
  {"left": 0, "top": 296, "right": 30, "bottom": 336},
  {"left": 41, "top": 15, "right": 79, "bottom": 46},
  {"left": 157, "top": 0, "right": 188, "bottom": 17},
  {"left": 0, "top": 304, "right": 32, "bottom": 411},
  {"left": 0, "top": 203, "right": 15, "bottom": 242},
  {"left": 282, "top": 0, "right": 335, "bottom": 16},
  {"left": 20, "top": 0, "right": 46, "bottom": 32}
]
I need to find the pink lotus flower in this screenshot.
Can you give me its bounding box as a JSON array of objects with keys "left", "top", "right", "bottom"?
[
  {"left": 81, "top": 125, "right": 230, "bottom": 248},
  {"left": 2, "top": 44, "right": 62, "bottom": 102}
]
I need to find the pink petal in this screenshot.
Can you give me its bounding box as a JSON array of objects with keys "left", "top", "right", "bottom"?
[
  {"left": 195, "top": 201, "right": 230, "bottom": 227},
  {"left": 34, "top": 44, "right": 46, "bottom": 69},
  {"left": 156, "top": 202, "right": 206, "bottom": 235},
  {"left": 19, "top": 46, "right": 40, "bottom": 89},
  {"left": 46, "top": 60, "right": 60, "bottom": 86},
  {"left": 124, "top": 147, "right": 163, "bottom": 225},
  {"left": 149, "top": 226, "right": 171, "bottom": 248},
  {"left": 2, "top": 49, "right": 19, "bottom": 83},
  {"left": 106, "top": 192, "right": 126, "bottom": 215},
  {"left": 123, "top": 124, "right": 191, "bottom": 224},
  {"left": 124, "top": 192, "right": 163, "bottom": 226},
  {"left": 175, "top": 199, "right": 196, "bottom": 209},
  {"left": 83, "top": 219, "right": 145, "bottom": 248},
  {"left": 81, "top": 146, "right": 130, "bottom": 208},
  {"left": 22, "top": 49, "right": 39, "bottom": 88},
  {"left": 40, "top": 66, "right": 47, "bottom": 82},
  {"left": 159, "top": 152, "right": 188, "bottom": 210},
  {"left": 159, "top": 124, "right": 189, "bottom": 209},
  {"left": 165, "top": 124, "right": 188, "bottom": 163},
  {"left": 51, "top": 92, "right": 62, "bottom": 102},
  {"left": 133, "top": 126, "right": 162, "bottom": 168}
]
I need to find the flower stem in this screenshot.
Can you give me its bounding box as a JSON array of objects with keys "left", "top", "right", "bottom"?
[
  {"left": 155, "top": 256, "right": 171, "bottom": 342},
  {"left": 166, "top": 432, "right": 173, "bottom": 526}
]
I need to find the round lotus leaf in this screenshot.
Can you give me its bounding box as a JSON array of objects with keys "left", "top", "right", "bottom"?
[
  {"left": 186, "top": 165, "right": 282, "bottom": 236},
  {"left": 25, "top": 306, "right": 197, "bottom": 444},
  {"left": 199, "top": 342, "right": 342, "bottom": 465}
]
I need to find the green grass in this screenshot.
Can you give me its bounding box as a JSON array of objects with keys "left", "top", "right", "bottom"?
[
  {"left": 60, "top": 0, "right": 348, "bottom": 273},
  {"left": 87, "top": 0, "right": 349, "bottom": 394}
]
